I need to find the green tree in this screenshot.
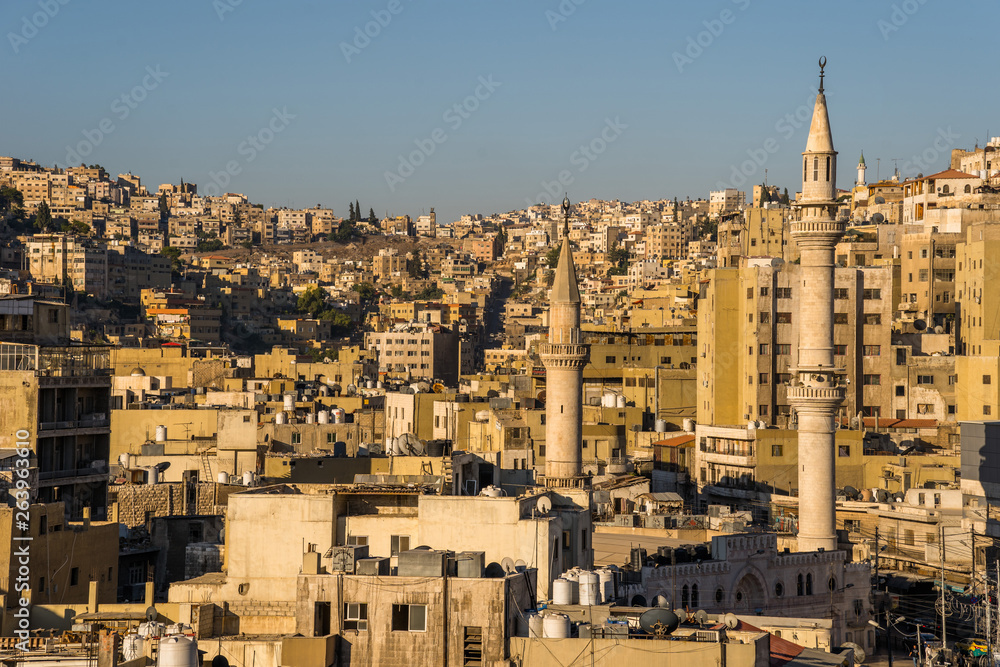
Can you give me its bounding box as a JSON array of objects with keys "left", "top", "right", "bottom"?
[
  {"left": 607, "top": 246, "right": 630, "bottom": 276},
  {"left": 321, "top": 310, "right": 354, "bottom": 335},
  {"left": 369, "top": 207, "right": 377, "bottom": 223},
  {"left": 782, "top": 188, "right": 790, "bottom": 205},
  {"left": 196, "top": 239, "right": 225, "bottom": 252},
  {"left": 34, "top": 201, "right": 52, "bottom": 231},
  {"left": 348, "top": 202, "right": 355, "bottom": 222},
  {"left": 353, "top": 282, "right": 377, "bottom": 302},
  {"left": 415, "top": 285, "right": 444, "bottom": 300},
  {"left": 297, "top": 285, "right": 327, "bottom": 317},
  {"left": 160, "top": 246, "right": 184, "bottom": 272},
  {"left": 0, "top": 186, "right": 23, "bottom": 213},
  {"left": 158, "top": 192, "right": 170, "bottom": 220},
  {"left": 355, "top": 200, "right": 361, "bottom": 222},
  {"left": 544, "top": 245, "right": 560, "bottom": 270}
]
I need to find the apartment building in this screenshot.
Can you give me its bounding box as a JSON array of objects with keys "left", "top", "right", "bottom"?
[
  {"left": 26, "top": 234, "right": 109, "bottom": 299},
  {"left": 365, "top": 323, "right": 460, "bottom": 384},
  {"left": 697, "top": 260, "right": 896, "bottom": 427}
]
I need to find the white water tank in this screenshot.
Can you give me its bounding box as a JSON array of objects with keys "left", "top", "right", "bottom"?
[
  {"left": 283, "top": 394, "right": 295, "bottom": 412},
  {"left": 137, "top": 622, "right": 164, "bottom": 638},
  {"left": 376, "top": 381, "right": 384, "bottom": 389},
  {"left": 275, "top": 412, "right": 287, "bottom": 425},
  {"left": 318, "top": 411, "right": 330, "bottom": 424},
  {"left": 158, "top": 635, "right": 198, "bottom": 667},
  {"left": 480, "top": 485, "right": 502, "bottom": 498},
  {"left": 305, "top": 413, "right": 315, "bottom": 424},
  {"left": 119, "top": 453, "right": 131, "bottom": 469},
  {"left": 579, "top": 571, "right": 600, "bottom": 606},
  {"left": 601, "top": 393, "right": 616, "bottom": 408},
  {"left": 542, "top": 613, "right": 570, "bottom": 639},
  {"left": 526, "top": 612, "right": 544, "bottom": 638},
  {"left": 654, "top": 419, "right": 668, "bottom": 433},
  {"left": 366, "top": 380, "right": 375, "bottom": 389},
  {"left": 146, "top": 467, "right": 158, "bottom": 485},
  {"left": 122, "top": 635, "right": 143, "bottom": 660},
  {"left": 332, "top": 408, "right": 346, "bottom": 424},
  {"left": 598, "top": 569, "right": 614, "bottom": 603},
  {"left": 683, "top": 418, "right": 696, "bottom": 433},
  {"left": 474, "top": 410, "right": 490, "bottom": 422},
  {"left": 552, "top": 578, "right": 574, "bottom": 605},
  {"left": 155, "top": 425, "right": 167, "bottom": 442},
  {"left": 243, "top": 470, "right": 254, "bottom": 486},
  {"left": 616, "top": 394, "right": 626, "bottom": 409},
  {"left": 217, "top": 472, "right": 229, "bottom": 484}
]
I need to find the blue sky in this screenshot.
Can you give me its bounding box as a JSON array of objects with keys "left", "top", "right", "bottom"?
[{"left": 3, "top": 0, "right": 997, "bottom": 223}]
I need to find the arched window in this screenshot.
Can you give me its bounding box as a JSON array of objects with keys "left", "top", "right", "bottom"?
[
  {"left": 804, "top": 158, "right": 807, "bottom": 182},
  {"left": 796, "top": 574, "right": 804, "bottom": 596},
  {"left": 806, "top": 573, "right": 813, "bottom": 595},
  {"left": 681, "top": 584, "right": 689, "bottom": 608},
  {"left": 775, "top": 581, "right": 784, "bottom": 597},
  {"left": 691, "top": 584, "right": 699, "bottom": 607},
  {"left": 966, "top": 184, "right": 972, "bottom": 193},
  {"left": 826, "top": 156, "right": 831, "bottom": 181},
  {"left": 813, "top": 158, "right": 819, "bottom": 181},
  {"left": 828, "top": 576, "right": 837, "bottom": 592},
  {"left": 942, "top": 184, "right": 950, "bottom": 194},
  {"left": 715, "top": 588, "right": 724, "bottom": 604}
]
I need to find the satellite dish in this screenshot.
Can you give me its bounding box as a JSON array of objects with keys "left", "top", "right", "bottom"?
[
  {"left": 913, "top": 319, "right": 927, "bottom": 331},
  {"left": 212, "top": 657, "right": 231, "bottom": 667},
  {"left": 368, "top": 443, "right": 382, "bottom": 455},
  {"left": 724, "top": 613, "right": 739, "bottom": 629},
  {"left": 934, "top": 326, "right": 944, "bottom": 334},
  {"left": 414, "top": 545, "right": 433, "bottom": 551},
  {"left": 843, "top": 641, "right": 867, "bottom": 664},
  {"left": 514, "top": 559, "right": 527, "bottom": 572},
  {"left": 639, "top": 608, "right": 680, "bottom": 636},
  {"left": 536, "top": 497, "right": 552, "bottom": 515},
  {"left": 145, "top": 606, "right": 158, "bottom": 622},
  {"left": 396, "top": 433, "right": 424, "bottom": 456},
  {"left": 653, "top": 595, "right": 669, "bottom": 608},
  {"left": 485, "top": 562, "right": 505, "bottom": 578},
  {"left": 874, "top": 197, "right": 886, "bottom": 205},
  {"left": 346, "top": 384, "right": 357, "bottom": 396},
  {"left": 843, "top": 485, "right": 860, "bottom": 500},
  {"left": 154, "top": 462, "right": 171, "bottom": 473},
  {"left": 694, "top": 609, "right": 709, "bottom": 626},
  {"left": 501, "top": 557, "right": 516, "bottom": 573},
  {"left": 432, "top": 383, "right": 445, "bottom": 394}
]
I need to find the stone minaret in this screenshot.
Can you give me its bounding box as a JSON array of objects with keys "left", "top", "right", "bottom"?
[
  {"left": 787, "top": 58, "right": 846, "bottom": 552},
  {"left": 541, "top": 197, "right": 589, "bottom": 488},
  {"left": 856, "top": 152, "right": 866, "bottom": 187}
]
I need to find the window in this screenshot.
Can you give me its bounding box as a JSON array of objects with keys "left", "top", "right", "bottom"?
[
  {"left": 863, "top": 374, "right": 880, "bottom": 386},
  {"left": 391, "top": 535, "right": 410, "bottom": 555},
  {"left": 986, "top": 406, "right": 993, "bottom": 416},
  {"left": 917, "top": 404, "right": 933, "bottom": 414},
  {"left": 985, "top": 375, "right": 993, "bottom": 385},
  {"left": 863, "top": 314, "right": 881, "bottom": 325},
  {"left": 916, "top": 375, "right": 933, "bottom": 385},
  {"left": 759, "top": 373, "right": 769, "bottom": 384},
  {"left": 681, "top": 585, "right": 689, "bottom": 607},
  {"left": 392, "top": 604, "right": 427, "bottom": 632},
  {"left": 759, "top": 405, "right": 768, "bottom": 416},
  {"left": 70, "top": 568, "right": 79, "bottom": 586},
  {"left": 759, "top": 312, "right": 770, "bottom": 324},
  {"left": 834, "top": 313, "right": 848, "bottom": 324},
  {"left": 863, "top": 289, "right": 881, "bottom": 300},
  {"left": 834, "top": 345, "right": 847, "bottom": 355},
  {"left": 759, "top": 287, "right": 769, "bottom": 297},
  {"left": 691, "top": 584, "right": 699, "bottom": 607},
  {"left": 776, "top": 287, "right": 792, "bottom": 299},
  {"left": 838, "top": 445, "right": 850, "bottom": 457},
  {"left": 344, "top": 603, "right": 368, "bottom": 631},
  {"left": 806, "top": 573, "right": 813, "bottom": 595},
  {"left": 759, "top": 344, "right": 769, "bottom": 355},
  {"left": 747, "top": 288, "right": 753, "bottom": 299},
  {"left": 347, "top": 535, "right": 368, "bottom": 546},
  {"left": 776, "top": 312, "right": 792, "bottom": 324},
  {"left": 716, "top": 588, "right": 724, "bottom": 603},
  {"left": 771, "top": 445, "right": 783, "bottom": 457},
  {"left": 919, "top": 269, "right": 928, "bottom": 282},
  {"left": 895, "top": 385, "right": 905, "bottom": 396},
  {"left": 844, "top": 520, "right": 860, "bottom": 533},
  {"left": 605, "top": 356, "right": 616, "bottom": 364},
  {"left": 797, "top": 574, "right": 804, "bottom": 596},
  {"left": 896, "top": 349, "right": 907, "bottom": 365},
  {"left": 774, "top": 582, "right": 784, "bottom": 597},
  {"left": 776, "top": 344, "right": 791, "bottom": 355},
  {"left": 291, "top": 433, "right": 301, "bottom": 445},
  {"left": 863, "top": 345, "right": 880, "bottom": 356},
  {"left": 834, "top": 288, "right": 848, "bottom": 300}
]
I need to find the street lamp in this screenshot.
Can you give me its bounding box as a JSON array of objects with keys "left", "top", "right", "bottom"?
[{"left": 868, "top": 616, "right": 894, "bottom": 667}]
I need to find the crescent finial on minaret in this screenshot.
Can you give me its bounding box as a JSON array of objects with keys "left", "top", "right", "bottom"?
[{"left": 818, "top": 56, "right": 827, "bottom": 93}]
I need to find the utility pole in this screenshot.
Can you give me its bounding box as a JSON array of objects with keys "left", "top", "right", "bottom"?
[{"left": 940, "top": 524, "right": 946, "bottom": 655}]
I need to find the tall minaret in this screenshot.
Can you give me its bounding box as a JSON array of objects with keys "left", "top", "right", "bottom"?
[
  {"left": 856, "top": 152, "right": 866, "bottom": 187},
  {"left": 541, "top": 196, "right": 589, "bottom": 488},
  {"left": 787, "top": 58, "right": 846, "bottom": 553}
]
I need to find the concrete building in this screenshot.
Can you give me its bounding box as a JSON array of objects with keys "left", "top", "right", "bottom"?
[
  {"left": 365, "top": 322, "right": 460, "bottom": 385},
  {"left": 786, "top": 60, "right": 846, "bottom": 552}
]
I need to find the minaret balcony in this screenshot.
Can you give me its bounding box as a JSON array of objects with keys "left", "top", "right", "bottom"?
[
  {"left": 539, "top": 343, "right": 589, "bottom": 368},
  {"left": 786, "top": 384, "right": 846, "bottom": 411},
  {"left": 789, "top": 219, "right": 846, "bottom": 237}
]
